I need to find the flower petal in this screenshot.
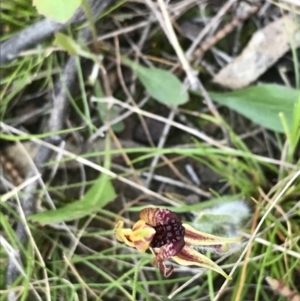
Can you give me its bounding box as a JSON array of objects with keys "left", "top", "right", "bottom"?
[
  {"left": 130, "top": 220, "right": 156, "bottom": 252},
  {"left": 114, "top": 220, "right": 135, "bottom": 247},
  {"left": 151, "top": 246, "right": 179, "bottom": 278},
  {"left": 114, "top": 219, "right": 156, "bottom": 252},
  {"left": 156, "top": 259, "right": 174, "bottom": 277},
  {"left": 152, "top": 236, "right": 185, "bottom": 264},
  {"left": 140, "top": 207, "right": 181, "bottom": 226},
  {"left": 183, "top": 223, "right": 241, "bottom": 251},
  {"left": 131, "top": 220, "right": 156, "bottom": 242},
  {"left": 172, "top": 246, "right": 232, "bottom": 279}
]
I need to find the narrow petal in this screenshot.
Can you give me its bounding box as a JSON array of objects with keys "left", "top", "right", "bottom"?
[
  {"left": 114, "top": 220, "right": 135, "bottom": 247},
  {"left": 131, "top": 220, "right": 156, "bottom": 242},
  {"left": 140, "top": 207, "right": 181, "bottom": 226},
  {"left": 172, "top": 246, "right": 232, "bottom": 280},
  {"left": 130, "top": 220, "right": 156, "bottom": 253},
  {"left": 183, "top": 223, "right": 241, "bottom": 248},
  {"left": 114, "top": 220, "right": 156, "bottom": 252},
  {"left": 157, "top": 260, "right": 174, "bottom": 277},
  {"left": 151, "top": 247, "right": 176, "bottom": 277}
]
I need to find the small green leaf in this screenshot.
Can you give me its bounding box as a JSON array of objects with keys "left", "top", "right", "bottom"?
[
  {"left": 97, "top": 102, "right": 125, "bottom": 133},
  {"left": 29, "top": 174, "right": 116, "bottom": 224},
  {"left": 32, "top": 0, "right": 82, "bottom": 23},
  {"left": 54, "top": 33, "right": 95, "bottom": 60},
  {"left": 123, "top": 58, "right": 188, "bottom": 106},
  {"left": 54, "top": 33, "right": 79, "bottom": 55},
  {"left": 207, "top": 84, "right": 300, "bottom": 133}
]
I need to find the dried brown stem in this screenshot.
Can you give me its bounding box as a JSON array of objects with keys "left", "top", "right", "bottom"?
[{"left": 193, "top": 4, "right": 260, "bottom": 59}]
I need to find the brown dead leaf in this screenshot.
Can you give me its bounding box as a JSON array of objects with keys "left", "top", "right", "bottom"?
[
  {"left": 266, "top": 276, "right": 300, "bottom": 301},
  {"left": 213, "top": 15, "right": 300, "bottom": 89}
]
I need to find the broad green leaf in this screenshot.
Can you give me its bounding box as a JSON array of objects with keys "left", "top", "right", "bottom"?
[
  {"left": 32, "top": 0, "right": 81, "bottom": 23},
  {"left": 29, "top": 174, "right": 116, "bottom": 224},
  {"left": 207, "top": 84, "right": 300, "bottom": 133},
  {"left": 123, "top": 58, "right": 188, "bottom": 106}
]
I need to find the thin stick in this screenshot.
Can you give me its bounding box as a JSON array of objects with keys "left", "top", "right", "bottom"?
[
  {"left": 155, "top": 0, "right": 198, "bottom": 89},
  {"left": 145, "top": 109, "right": 176, "bottom": 187},
  {"left": 0, "top": 174, "right": 41, "bottom": 203},
  {"left": 92, "top": 96, "right": 227, "bottom": 149},
  {"left": 186, "top": 0, "right": 237, "bottom": 59},
  {"left": 1, "top": 123, "right": 181, "bottom": 207},
  {"left": 234, "top": 200, "right": 260, "bottom": 301}
]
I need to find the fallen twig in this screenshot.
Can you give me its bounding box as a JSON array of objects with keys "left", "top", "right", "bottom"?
[{"left": 0, "top": 0, "right": 115, "bottom": 64}]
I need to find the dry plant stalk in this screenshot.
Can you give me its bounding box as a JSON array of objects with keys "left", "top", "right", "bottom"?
[{"left": 193, "top": 3, "right": 260, "bottom": 58}]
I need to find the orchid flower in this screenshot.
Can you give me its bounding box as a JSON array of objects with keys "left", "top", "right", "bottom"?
[{"left": 114, "top": 207, "right": 241, "bottom": 278}]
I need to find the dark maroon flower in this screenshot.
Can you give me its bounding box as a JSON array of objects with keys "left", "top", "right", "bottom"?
[{"left": 115, "top": 207, "right": 241, "bottom": 278}]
